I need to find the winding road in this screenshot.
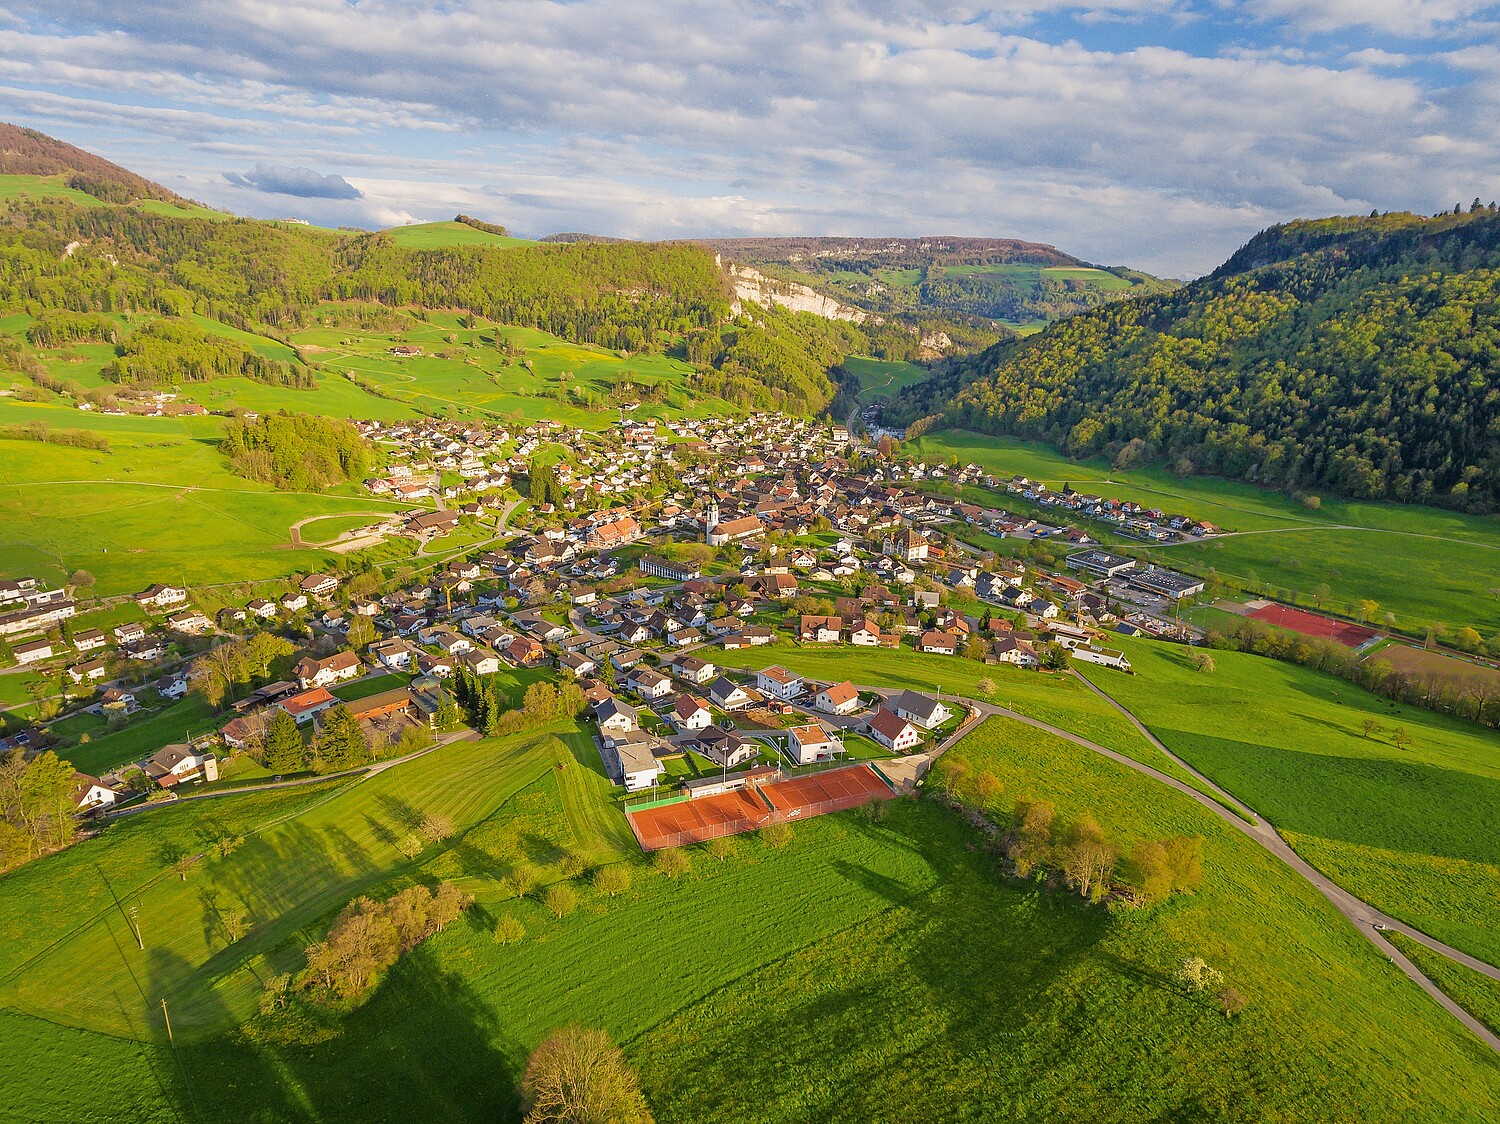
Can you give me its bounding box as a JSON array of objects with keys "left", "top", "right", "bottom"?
[{"left": 914, "top": 675, "right": 1500, "bottom": 1052}]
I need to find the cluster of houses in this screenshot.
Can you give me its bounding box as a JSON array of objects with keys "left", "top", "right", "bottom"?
[{"left": 1007, "top": 478, "right": 1219, "bottom": 542}]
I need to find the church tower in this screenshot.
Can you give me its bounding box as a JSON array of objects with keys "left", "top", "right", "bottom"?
[{"left": 704, "top": 500, "right": 720, "bottom": 544}]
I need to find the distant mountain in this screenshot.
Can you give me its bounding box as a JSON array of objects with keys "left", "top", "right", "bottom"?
[
  {"left": 0, "top": 123, "right": 182, "bottom": 204},
  {"left": 688, "top": 235, "right": 1177, "bottom": 332},
  {"left": 913, "top": 207, "right": 1500, "bottom": 511}
]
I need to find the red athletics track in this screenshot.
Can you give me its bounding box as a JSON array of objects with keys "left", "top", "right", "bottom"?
[{"left": 1247, "top": 603, "right": 1377, "bottom": 647}]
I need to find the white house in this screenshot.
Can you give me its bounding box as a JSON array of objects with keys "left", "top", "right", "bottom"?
[
  {"left": 72, "top": 772, "right": 121, "bottom": 813},
  {"left": 814, "top": 680, "right": 861, "bottom": 716},
  {"left": 144, "top": 743, "right": 219, "bottom": 787},
  {"left": 627, "top": 668, "right": 674, "bottom": 700},
  {"left": 867, "top": 708, "right": 921, "bottom": 752},
  {"left": 1070, "top": 645, "right": 1132, "bottom": 672},
  {"left": 14, "top": 639, "right": 53, "bottom": 665},
  {"left": 755, "top": 665, "right": 804, "bottom": 702},
  {"left": 293, "top": 651, "right": 361, "bottom": 690},
  {"left": 671, "top": 694, "right": 714, "bottom": 731},
  {"left": 786, "top": 723, "right": 841, "bottom": 766},
  {"left": 706, "top": 676, "right": 752, "bottom": 711},
  {"left": 889, "top": 690, "right": 953, "bottom": 730},
  {"left": 594, "top": 697, "right": 638, "bottom": 735},
  {"left": 612, "top": 737, "right": 665, "bottom": 792}
]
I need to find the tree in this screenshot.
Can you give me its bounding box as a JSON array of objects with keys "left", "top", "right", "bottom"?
[
  {"left": 1127, "top": 839, "right": 1173, "bottom": 905},
  {"left": 420, "top": 812, "right": 455, "bottom": 842},
  {"left": 68, "top": 569, "right": 95, "bottom": 591},
  {"left": 1190, "top": 651, "right": 1216, "bottom": 673},
  {"left": 434, "top": 688, "right": 462, "bottom": 732},
  {"left": 1175, "top": 956, "right": 1223, "bottom": 993},
  {"left": 653, "top": 848, "right": 689, "bottom": 878},
  {"left": 962, "top": 770, "right": 1002, "bottom": 808},
  {"left": 760, "top": 822, "right": 794, "bottom": 850},
  {"left": 520, "top": 1025, "right": 654, "bottom": 1124},
  {"left": 259, "top": 973, "right": 292, "bottom": 1015},
  {"left": 704, "top": 836, "right": 738, "bottom": 863},
  {"left": 594, "top": 864, "right": 631, "bottom": 898},
  {"left": 493, "top": 915, "right": 526, "bottom": 946},
  {"left": 543, "top": 884, "right": 578, "bottom": 919},
  {"left": 1041, "top": 642, "right": 1070, "bottom": 671},
  {"left": 1361, "top": 718, "right": 1382, "bottom": 739},
  {"left": 1218, "top": 987, "right": 1248, "bottom": 1018},
  {"left": 1057, "top": 815, "right": 1116, "bottom": 902},
  {"left": 263, "top": 710, "right": 306, "bottom": 773},
  {"left": 1392, "top": 726, "right": 1412, "bottom": 750},
  {"left": 346, "top": 614, "right": 376, "bottom": 650},
  {"left": 312, "top": 704, "right": 368, "bottom": 773},
  {"left": 1007, "top": 799, "right": 1055, "bottom": 877},
  {"left": 244, "top": 631, "right": 293, "bottom": 677}
]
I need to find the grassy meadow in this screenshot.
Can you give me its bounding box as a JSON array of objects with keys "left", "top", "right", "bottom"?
[
  {"left": 382, "top": 222, "right": 539, "bottom": 250},
  {"left": 913, "top": 428, "right": 1500, "bottom": 633},
  {"left": 1080, "top": 637, "right": 1500, "bottom": 965},
  {"left": 841, "top": 356, "right": 931, "bottom": 404}
]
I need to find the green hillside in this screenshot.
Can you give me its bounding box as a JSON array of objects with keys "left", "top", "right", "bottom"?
[{"left": 926, "top": 207, "right": 1500, "bottom": 512}]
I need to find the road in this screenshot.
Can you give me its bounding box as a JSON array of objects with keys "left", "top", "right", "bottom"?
[{"left": 917, "top": 675, "right": 1500, "bottom": 1053}]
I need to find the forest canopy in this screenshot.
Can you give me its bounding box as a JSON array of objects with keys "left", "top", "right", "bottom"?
[{"left": 220, "top": 411, "right": 371, "bottom": 491}]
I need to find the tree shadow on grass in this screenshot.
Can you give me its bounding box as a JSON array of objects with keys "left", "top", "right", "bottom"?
[{"left": 178, "top": 946, "right": 524, "bottom": 1123}]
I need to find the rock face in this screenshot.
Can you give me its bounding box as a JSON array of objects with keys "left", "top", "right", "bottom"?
[{"left": 723, "top": 261, "right": 870, "bottom": 323}]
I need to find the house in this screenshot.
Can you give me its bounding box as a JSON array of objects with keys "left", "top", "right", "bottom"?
[
  {"left": 14, "top": 639, "right": 53, "bottom": 664},
  {"left": 73, "top": 629, "right": 106, "bottom": 653},
  {"left": 156, "top": 671, "right": 190, "bottom": 700},
  {"left": 607, "top": 736, "right": 666, "bottom": 792},
  {"left": 347, "top": 688, "right": 414, "bottom": 724},
  {"left": 671, "top": 694, "right": 714, "bottom": 731},
  {"left": 1070, "top": 645, "right": 1132, "bottom": 671},
  {"left": 889, "top": 690, "right": 954, "bottom": 730},
  {"left": 416, "top": 652, "right": 455, "bottom": 678},
  {"left": 279, "top": 688, "right": 338, "bottom": 724},
  {"left": 72, "top": 772, "right": 121, "bottom": 813},
  {"left": 144, "top": 743, "right": 218, "bottom": 787},
  {"left": 866, "top": 707, "right": 921, "bottom": 752},
  {"left": 671, "top": 655, "right": 717, "bottom": 685},
  {"left": 506, "top": 636, "right": 546, "bottom": 666},
  {"left": 883, "top": 527, "right": 930, "bottom": 563},
  {"left": 755, "top": 665, "right": 805, "bottom": 701},
  {"left": 849, "top": 620, "right": 884, "bottom": 647},
  {"left": 593, "top": 696, "right": 638, "bottom": 735},
  {"left": 990, "top": 636, "right": 1039, "bottom": 669},
  {"left": 706, "top": 675, "right": 752, "bottom": 711},
  {"left": 293, "top": 650, "right": 361, "bottom": 689},
  {"left": 67, "top": 659, "right": 109, "bottom": 684},
  {"left": 462, "top": 647, "right": 502, "bottom": 676},
  {"left": 135, "top": 584, "right": 188, "bottom": 611},
  {"left": 587, "top": 514, "right": 642, "bottom": 549},
  {"left": 610, "top": 648, "right": 645, "bottom": 672},
  {"left": 166, "top": 608, "right": 211, "bottom": 633},
  {"left": 785, "top": 723, "right": 840, "bottom": 766},
  {"left": 799, "top": 615, "right": 843, "bottom": 643},
  {"left": 247, "top": 598, "right": 277, "bottom": 618},
  {"left": 114, "top": 622, "right": 146, "bottom": 644},
  {"left": 299, "top": 573, "right": 340, "bottom": 598},
  {"left": 370, "top": 639, "right": 418, "bottom": 670},
  {"left": 621, "top": 668, "right": 668, "bottom": 701},
  {"left": 100, "top": 686, "right": 137, "bottom": 712},
  {"left": 559, "top": 652, "right": 597, "bottom": 678},
  {"left": 693, "top": 725, "right": 758, "bottom": 769},
  {"left": 280, "top": 591, "right": 309, "bottom": 612},
  {"left": 918, "top": 630, "right": 958, "bottom": 656},
  {"left": 814, "top": 680, "right": 861, "bottom": 716}
]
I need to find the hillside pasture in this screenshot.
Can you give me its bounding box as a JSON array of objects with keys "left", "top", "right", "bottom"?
[
  {"left": 383, "top": 221, "right": 539, "bottom": 250},
  {"left": 1080, "top": 636, "right": 1500, "bottom": 965},
  {"left": 841, "top": 356, "right": 931, "bottom": 404}
]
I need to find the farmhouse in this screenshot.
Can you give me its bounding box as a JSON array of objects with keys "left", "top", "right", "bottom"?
[
  {"left": 293, "top": 651, "right": 361, "bottom": 689},
  {"left": 799, "top": 615, "right": 844, "bottom": 643},
  {"left": 866, "top": 707, "right": 921, "bottom": 752},
  {"left": 785, "top": 723, "right": 841, "bottom": 766},
  {"left": 889, "top": 690, "right": 953, "bottom": 730},
  {"left": 756, "top": 665, "right": 805, "bottom": 701},
  {"left": 299, "top": 573, "right": 341, "bottom": 598},
  {"left": 814, "top": 680, "right": 861, "bottom": 715}
]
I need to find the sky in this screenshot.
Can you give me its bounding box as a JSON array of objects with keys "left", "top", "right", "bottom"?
[{"left": 1, "top": 2, "right": 1498, "bottom": 275}]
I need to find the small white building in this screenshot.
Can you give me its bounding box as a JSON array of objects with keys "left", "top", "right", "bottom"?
[
  {"left": 786, "top": 723, "right": 841, "bottom": 766},
  {"left": 1070, "top": 645, "right": 1132, "bottom": 672},
  {"left": 814, "top": 680, "right": 861, "bottom": 716},
  {"left": 755, "top": 665, "right": 804, "bottom": 702}
]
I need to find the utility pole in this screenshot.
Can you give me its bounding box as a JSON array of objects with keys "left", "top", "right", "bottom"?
[
  {"left": 129, "top": 903, "right": 143, "bottom": 950},
  {"left": 161, "top": 998, "right": 174, "bottom": 1046}
]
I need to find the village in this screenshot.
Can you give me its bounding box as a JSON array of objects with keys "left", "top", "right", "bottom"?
[{"left": 0, "top": 409, "right": 1211, "bottom": 835}]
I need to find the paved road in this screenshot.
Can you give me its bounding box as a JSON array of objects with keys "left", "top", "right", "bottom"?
[{"left": 932, "top": 678, "right": 1500, "bottom": 1053}]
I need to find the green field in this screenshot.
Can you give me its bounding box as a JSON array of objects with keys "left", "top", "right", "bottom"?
[
  {"left": 1079, "top": 637, "right": 1500, "bottom": 965},
  {"left": 841, "top": 356, "right": 931, "bottom": 405},
  {"left": 1386, "top": 932, "right": 1500, "bottom": 1037},
  {"left": 0, "top": 173, "right": 107, "bottom": 208},
  {"left": 382, "top": 222, "right": 539, "bottom": 250},
  {"left": 914, "top": 429, "right": 1500, "bottom": 633},
  {"left": 3, "top": 704, "right": 1498, "bottom": 1121},
  {"left": 0, "top": 399, "right": 418, "bottom": 596}
]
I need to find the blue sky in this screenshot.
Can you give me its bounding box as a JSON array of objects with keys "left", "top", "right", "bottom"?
[{"left": 1, "top": 1, "right": 1497, "bottom": 274}]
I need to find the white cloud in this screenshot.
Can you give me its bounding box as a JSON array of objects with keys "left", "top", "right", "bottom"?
[{"left": 0, "top": 1, "right": 1495, "bottom": 274}]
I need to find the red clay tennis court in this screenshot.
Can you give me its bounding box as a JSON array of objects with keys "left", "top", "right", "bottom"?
[
  {"left": 761, "top": 764, "right": 894, "bottom": 818},
  {"left": 626, "top": 787, "right": 772, "bottom": 851},
  {"left": 1247, "top": 603, "right": 1378, "bottom": 647}
]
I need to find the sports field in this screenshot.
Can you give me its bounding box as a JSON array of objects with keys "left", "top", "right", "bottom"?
[
  {"left": 627, "top": 788, "right": 772, "bottom": 850},
  {"left": 760, "top": 764, "right": 893, "bottom": 817},
  {"left": 1372, "top": 642, "right": 1500, "bottom": 691},
  {"left": 1246, "top": 602, "right": 1378, "bottom": 646}
]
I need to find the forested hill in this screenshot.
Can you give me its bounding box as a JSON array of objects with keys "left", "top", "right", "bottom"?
[
  {"left": 0, "top": 123, "right": 182, "bottom": 204},
  {"left": 917, "top": 207, "right": 1500, "bottom": 512}
]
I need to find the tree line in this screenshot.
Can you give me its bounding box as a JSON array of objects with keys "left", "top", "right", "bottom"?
[{"left": 0, "top": 748, "right": 79, "bottom": 873}]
